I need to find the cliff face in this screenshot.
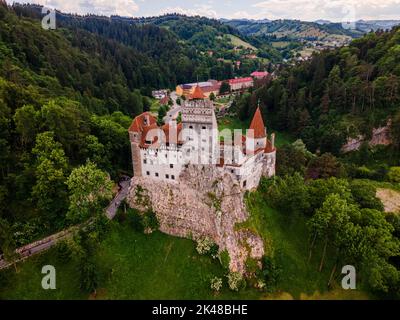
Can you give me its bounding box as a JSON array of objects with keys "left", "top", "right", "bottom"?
[
  {"left": 127, "top": 165, "right": 265, "bottom": 274},
  {"left": 342, "top": 123, "right": 392, "bottom": 153}
]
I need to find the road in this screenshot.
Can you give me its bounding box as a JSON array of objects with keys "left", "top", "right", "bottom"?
[
  {"left": 106, "top": 180, "right": 131, "bottom": 220},
  {"left": 164, "top": 91, "right": 182, "bottom": 123},
  {"left": 0, "top": 178, "right": 132, "bottom": 270}
]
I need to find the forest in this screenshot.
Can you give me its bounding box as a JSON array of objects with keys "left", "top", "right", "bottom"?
[
  {"left": 0, "top": 2, "right": 151, "bottom": 249},
  {"left": 234, "top": 26, "right": 400, "bottom": 157}
]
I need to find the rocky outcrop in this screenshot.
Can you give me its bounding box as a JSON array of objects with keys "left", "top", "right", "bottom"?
[
  {"left": 342, "top": 122, "right": 392, "bottom": 153},
  {"left": 127, "top": 165, "right": 264, "bottom": 274}
]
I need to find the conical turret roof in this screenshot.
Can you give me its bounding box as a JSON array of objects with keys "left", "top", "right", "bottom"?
[
  {"left": 190, "top": 85, "right": 206, "bottom": 100},
  {"left": 249, "top": 107, "right": 266, "bottom": 139}
]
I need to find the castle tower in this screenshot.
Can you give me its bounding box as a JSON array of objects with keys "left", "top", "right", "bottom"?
[
  {"left": 181, "top": 85, "right": 219, "bottom": 164},
  {"left": 246, "top": 106, "right": 267, "bottom": 154},
  {"left": 128, "top": 112, "right": 158, "bottom": 177}
]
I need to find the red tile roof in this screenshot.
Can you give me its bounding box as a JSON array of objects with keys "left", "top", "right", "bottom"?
[
  {"left": 162, "top": 122, "right": 183, "bottom": 144},
  {"left": 228, "top": 77, "right": 253, "bottom": 85},
  {"left": 265, "top": 140, "right": 276, "bottom": 153},
  {"left": 160, "top": 96, "right": 169, "bottom": 105},
  {"left": 129, "top": 112, "right": 157, "bottom": 133},
  {"left": 190, "top": 85, "right": 206, "bottom": 100},
  {"left": 251, "top": 71, "right": 269, "bottom": 78},
  {"left": 249, "top": 107, "right": 266, "bottom": 139}
]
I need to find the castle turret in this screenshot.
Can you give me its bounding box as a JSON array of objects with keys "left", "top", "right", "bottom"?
[
  {"left": 128, "top": 112, "right": 158, "bottom": 177},
  {"left": 246, "top": 106, "right": 267, "bottom": 154}
]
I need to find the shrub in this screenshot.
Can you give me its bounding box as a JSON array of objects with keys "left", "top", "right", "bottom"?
[
  {"left": 227, "top": 272, "right": 245, "bottom": 291},
  {"left": 350, "top": 180, "right": 384, "bottom": 211},
  {"left": 388, "top": 167, "right": 400, "bottom": 183},
  {"left": 219, "top": 250, "right": 231, "bottom": 270},
  {"left": 210, "top": 277, "right": 223, "bottom": 292},
  {"left": 262, "top": 254, "right": 282, "bottom": 290},
  {"left": 55, "top": 241, "right": 72, "bottom": 263},
  {"left": 245, "top": 257, "right": 259, "bottom": 276},
  {"left": 126, "top": 208, "right": 144, "bottom": 232},
  {"left": 196, "top": 237, "right": 218, "bottom": 256},
  {"left": 142, "top": 210, "right": 159, "bottom": 233}
]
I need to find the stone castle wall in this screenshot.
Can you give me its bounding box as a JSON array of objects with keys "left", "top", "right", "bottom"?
[{"left": 127, "top": 165, "right": 265, "bottom": 274}]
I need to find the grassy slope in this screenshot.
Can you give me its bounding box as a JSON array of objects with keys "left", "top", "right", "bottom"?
[
  {"left": 0, "top": 223, "right": 261, "bottom": 300},
  {"left": 227, "top": 34, "right": 257, "bottom": 50},
  {"left": 0, "top": 205, "right": 371, "bottom": 300}
]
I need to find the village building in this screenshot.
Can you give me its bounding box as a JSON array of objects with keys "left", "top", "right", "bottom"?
[
  {"left": 251, "top": 71, "right": 270, "bottom": 80},
  {"left": 152, "top": 89, "right": 168, "bottom": 100},
  {"left": 228, "top": 77, "right": 254, "bottom": 91},
  {"left": 176, "top": 80, "right": 221, "bottom": 99}
]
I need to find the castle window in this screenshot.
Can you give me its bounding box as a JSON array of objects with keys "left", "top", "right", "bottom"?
[
  {"left": 155, "top": 173, "right": 159, "bottom": 177},
  {"left": 243, "top": 180, "right": 247, "bottom": 188},
  {"left": 202, "top": 126, "right": 206, "bottom": 130},
  {"left": 143, "top": 159, "right": 147, "bottom": 164},
  {"left": 146, "top": 171, "right": 150, "bottom": 176},
  {"left": 170, "top": 164, "right": 174, "bottom": 169},
  {"left": 171, "top": 175, "right": 175, "bottom": 180},
  {"left": 166, "top": 174, "right": 170, "bottom": 179}
]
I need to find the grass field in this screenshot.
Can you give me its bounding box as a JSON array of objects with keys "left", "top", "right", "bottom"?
[
  {"left": 272, "top": 41, "right": 291, "bottom": 49},
  {"left": 0, "top": 223, "right": 261, "bottom": 300},
  {"left": 228, "top": 34, "right": 257, "bottom": 51}
]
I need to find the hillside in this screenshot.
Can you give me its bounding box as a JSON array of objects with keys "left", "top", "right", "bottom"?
[
  {"left": 224, "top": 19, "right": 362, "bottom": 40},
  {"left": 13, "top": 7, "right": 283, "bottom": 75},
  {"left": 232, "top": 26, "right": 400, "bottom": 159}
]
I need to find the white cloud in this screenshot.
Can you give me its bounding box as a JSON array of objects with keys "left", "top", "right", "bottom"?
[
  {"left": 252, "top": 0, "right": 400, "bottom": 21},
  {"left": 6, "top": 0, "right": 139, "bottom": 17}
]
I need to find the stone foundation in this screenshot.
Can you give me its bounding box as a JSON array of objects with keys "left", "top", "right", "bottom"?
[{"left": 127, "top": 165, "right": 265, "bottom": 274}]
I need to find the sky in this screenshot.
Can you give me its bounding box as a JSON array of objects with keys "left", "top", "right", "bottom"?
[{"left": 5, "top": 0, "right": 400, "bottom": 21}]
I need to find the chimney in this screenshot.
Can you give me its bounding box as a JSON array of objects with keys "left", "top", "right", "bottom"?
[{"left": 271, "top": 133, "right": 276, "bottom": 150}]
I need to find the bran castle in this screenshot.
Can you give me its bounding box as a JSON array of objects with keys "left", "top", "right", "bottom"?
[
  {"left": 127, "top": 86, "right": 276, "bottom": 272},
  {"left": 128, "top": 85, "right": 276, "bottom": 189}
]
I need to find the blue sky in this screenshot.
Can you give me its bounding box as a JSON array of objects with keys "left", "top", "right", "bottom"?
[{"left": 6, "top": 0, "right": 400, "bottom": 21}]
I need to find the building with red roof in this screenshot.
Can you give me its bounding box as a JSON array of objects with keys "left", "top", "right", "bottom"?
[
  {"left": 251, "top": 71, "right": 270, "bottom": 80},
  {"left": 228, "top": 77, "right": 254, "bottom": 91}
]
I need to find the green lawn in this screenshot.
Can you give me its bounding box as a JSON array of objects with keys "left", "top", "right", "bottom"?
[{"left": 0, "top": 222, "right": 261, "bottom": 300}]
